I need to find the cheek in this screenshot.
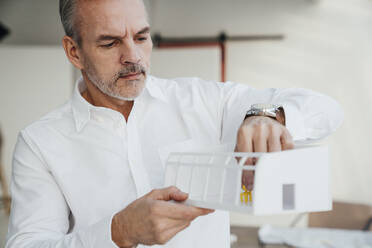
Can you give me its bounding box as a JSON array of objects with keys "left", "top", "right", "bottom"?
[
  {"left": 101, "top": 51, "right": 121, "bottom": 66},
  {"left": 82, "top": 46, "right": 122, "bottom": 79},
  {"left": 142, "top": 43, "right": 153, "bottom": 67},
  {"left": 94, "top": 52, "right": 122, "bottom": 75}
]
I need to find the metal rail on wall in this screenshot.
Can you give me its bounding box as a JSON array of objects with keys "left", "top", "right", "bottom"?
[{"left": 152, "top": 32, "right": 285, "bottom": 82}]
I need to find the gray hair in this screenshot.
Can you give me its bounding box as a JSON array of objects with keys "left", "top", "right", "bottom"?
[
  {"left": 59, "top": 0, "right": 148, "bottom": 46},
  {"left": 59, "top": 0, "right": 82, "bottom": 46}
]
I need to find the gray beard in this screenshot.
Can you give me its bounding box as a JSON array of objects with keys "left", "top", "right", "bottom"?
[{"left": 86, "top": 71, "right": 145, "bottom": 101}]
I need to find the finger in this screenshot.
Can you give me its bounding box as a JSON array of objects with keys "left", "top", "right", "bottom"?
[
  {"left": 268, "top": 132, "right": 282, "bottom": 152},
  {"left": 240, "top": 136, "right": 253, "bottom": 153},
  {"left": 235, "top": 134, "right": 254, "bottom": 164},
  {"left": 194, "top": 206, "right": 214, "bottom": 213},
  {"left": 281, "top": 131, "right": 295, "bottom": 150},
  {"left": 243, "top": 153, "right": 256, "bottom": 166},
  {"left": 155, "top": 201, "right": 213, "bottom": 221},
  {"left": 170, "top": 202, "right": 214, "bottom": 219},
  {"left": 253, "top": 131, "right": 268, "bottom": 152},
  {"left": 149, "top": 186, "right": 188, "bottom": 202},
  {"left": 170, "top": 191, "right": 189, "bottom": 202},
  {"left": 235, "top": 127, "right": 253, "bottom": 153},
  {"left": 242, "top": 170, "right": 254, "bottom": 191}
]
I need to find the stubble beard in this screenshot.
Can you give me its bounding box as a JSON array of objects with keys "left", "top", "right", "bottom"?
[{"left": 84, "top": 61, "right": 147, "bottom": 101}]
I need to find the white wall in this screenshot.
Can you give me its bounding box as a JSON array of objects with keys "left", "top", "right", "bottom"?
[
  {"left": 151, "top": 47, "right": 220, "bottom": 81},
  {"left": 0, "top": 46, "right": 74, "bottom": 189},
  {"left": 0, "top": 0, "right": 65, "bottom": 45}
]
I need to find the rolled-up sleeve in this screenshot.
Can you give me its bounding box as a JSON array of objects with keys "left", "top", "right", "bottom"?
[
  {"left": 5, "top": 130, "right": 119, "bottom": 248},
  {"left": 215, "top": 81, "right": 343, "bottom": 143}
]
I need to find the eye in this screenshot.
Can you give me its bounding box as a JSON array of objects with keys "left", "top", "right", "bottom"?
[
  {"left": 101, "top": 41, "right": 116, "bottom": 48},
  {"left": 137, "top": 37, "right": 147, "bottom": 42}
]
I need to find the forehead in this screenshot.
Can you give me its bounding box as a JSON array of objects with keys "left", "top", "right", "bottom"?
[{"left": 78, "top": 0, "right": 149, "bottom": 38}]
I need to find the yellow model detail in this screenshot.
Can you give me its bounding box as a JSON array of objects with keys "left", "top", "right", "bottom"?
[{"left": 240, "top": 185, "right": 252, "bottom": 204}]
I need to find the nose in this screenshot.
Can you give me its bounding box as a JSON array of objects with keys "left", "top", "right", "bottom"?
[{"left": 119, "top": 39, "right": 141, "bottom": 65}]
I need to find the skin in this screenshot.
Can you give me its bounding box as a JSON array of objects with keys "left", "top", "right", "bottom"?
[
  {"left": 61, "top": 0, "right": 294, "bottom": 246},
  {"left": 62, "top": 0, "right": 152, "bottom": 120},
  {"left": 112, "top": 186, "right": 213, "bottom": 247},
  {"left": 236, "top": 116, "right": 294, "bottom": 191}
]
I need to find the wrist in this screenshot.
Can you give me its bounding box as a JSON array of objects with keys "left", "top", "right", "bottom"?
[
  {"left": 245, "top": 104, "right": 286, "bottom": 126},
  {"left": 111, "top": 212, "right": 137, "bottom": 248}
]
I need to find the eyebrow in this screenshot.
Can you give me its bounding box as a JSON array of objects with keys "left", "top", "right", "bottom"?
[
  {"left": 96, "top": 26, "right": 150, "bottom": 42},
  {"left": 136, "top": 26, "right": 150, "bottom": 35}
]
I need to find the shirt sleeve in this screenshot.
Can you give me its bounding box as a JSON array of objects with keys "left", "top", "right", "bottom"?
[
  {"left": 214, "top": 81, "right": 344, "bottom": 143},
  {"left": 5, "top": 130, "right": 120, "bottom": 248}
]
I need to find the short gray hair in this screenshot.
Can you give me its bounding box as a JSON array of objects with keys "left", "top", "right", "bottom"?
[
  {"left": 59, "top": 0, "right": 148, "bottom": 46},
  {"left": 59, "top": 0, "right": 81, "bottom": 46}
]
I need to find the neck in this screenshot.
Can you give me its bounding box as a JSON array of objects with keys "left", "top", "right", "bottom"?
[{"left": 81, "top": 74, "right": 134, "bottom": 121}]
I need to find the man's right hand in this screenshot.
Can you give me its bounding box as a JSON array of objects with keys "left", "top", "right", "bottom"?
[{"left": 111, "top": 186, "right": 214, "bottom": 247}]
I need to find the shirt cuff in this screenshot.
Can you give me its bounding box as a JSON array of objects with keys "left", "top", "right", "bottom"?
[
  {"left": 88, "top": 213, "right": 120, "bottom": 248},
  {"left": 282, "top": 103, "right": 307, "bottom": 141}
]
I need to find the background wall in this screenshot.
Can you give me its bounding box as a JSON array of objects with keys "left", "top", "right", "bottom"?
[
  {"left": 0, "top": 46, "right": 74, "bottom": 183},
  {"left": 0, "top": 0, "right": 371, "bottom": 229}
]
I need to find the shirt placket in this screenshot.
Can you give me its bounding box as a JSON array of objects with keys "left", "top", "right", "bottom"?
[{"left": 126, "top": 102, "right": 152, "bottom": 198}]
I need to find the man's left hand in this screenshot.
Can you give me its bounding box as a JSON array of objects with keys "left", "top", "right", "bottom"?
[{"left": 235, "top": 116, "right": 294, "bottom": 190}]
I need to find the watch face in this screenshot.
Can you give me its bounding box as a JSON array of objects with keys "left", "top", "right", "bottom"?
[{"left": 252, "top": 103, "right": 277, "bottom": 111}]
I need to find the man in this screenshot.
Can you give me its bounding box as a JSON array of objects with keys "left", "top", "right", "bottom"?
[{"left": 5, "top": 0, "right": 343, "bottom": 247}]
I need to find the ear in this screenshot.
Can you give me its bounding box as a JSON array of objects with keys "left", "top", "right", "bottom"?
[{"left": 62, "top": 35, "right": 84, "bottom": 70}]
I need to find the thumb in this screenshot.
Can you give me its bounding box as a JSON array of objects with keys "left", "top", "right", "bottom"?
[
  {"left": 149, "top": 186, "right": 188, "bottom": 202},
  {"left": 170, "top": 190, "right": 189, "bottom": 202}
]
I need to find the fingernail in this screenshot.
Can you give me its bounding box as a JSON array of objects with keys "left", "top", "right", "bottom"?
[{"left": 177, "top": 191, "right": 188, "bottom": 197}]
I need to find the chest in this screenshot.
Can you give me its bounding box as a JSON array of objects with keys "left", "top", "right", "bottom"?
[{"left": 40, "top": 101, "right": 226, "bottom": 227}]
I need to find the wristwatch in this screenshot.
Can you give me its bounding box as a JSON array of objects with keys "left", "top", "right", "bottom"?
[{"left": 245, "top": 103, "right": 286, "bottom": 126}]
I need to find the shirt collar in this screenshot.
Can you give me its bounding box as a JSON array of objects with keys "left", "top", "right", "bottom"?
[
  {"left": 145, "top": 75, "right": 168, "bottom": 103},
  {"left": 71, "top": 75, "right": 168, "bottom": 132},
  {"left": 71, "top": 77, "right": 91, "bottom": 132}
]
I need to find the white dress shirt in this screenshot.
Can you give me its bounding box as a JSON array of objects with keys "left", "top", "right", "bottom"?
[{"left": 6, "top": 75, "right": 343, "bottom": 248}]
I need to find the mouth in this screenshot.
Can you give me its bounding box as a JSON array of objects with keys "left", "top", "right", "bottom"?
[{"left": 119, "top": 72, "right": 143, "bottom": 80}]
